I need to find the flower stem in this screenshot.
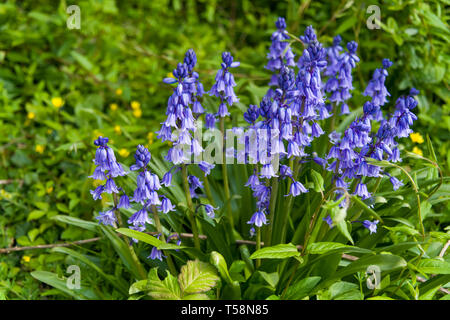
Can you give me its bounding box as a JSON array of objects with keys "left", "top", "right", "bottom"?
[
  {"left": 220, "top": 117, "right": 234, "bottom": 227},
  {"left": 151, "top": 205, "right": 177, "bottom": 276},
  {"left": 203, "top": 175, "right": 216, "bottom": 207},
  {"left": 256, "top": 227, "right": 261, "bottom": 268},
  {"left": 264, "top": 177, "right": 278, "bottom": 246},
  {"left": 181, "top": 164, "right": 201, "bottom": 249}
]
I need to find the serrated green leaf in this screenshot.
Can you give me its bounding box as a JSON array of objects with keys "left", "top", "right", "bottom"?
[
  {"left": 178, "top": 260, "right": 219, "bottom": 294},
  {"left": 148, "top": 268, "right": 182, "bottom": 300}
]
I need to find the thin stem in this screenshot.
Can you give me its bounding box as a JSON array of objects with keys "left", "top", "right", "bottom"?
[
  {"left": 151, "top": 205, "right": 177, "bottom": 276},
  {"left": 113, "top": 193, "right": 147, "bottom": 280},
  {"left": 220, "top": 117, "right": 234, "bottom": 227},
  {"left": 256, "top": 227, "right": 261, "bottom": 268},
  {"left": 181, "top": 164, "right": 201, "bottom": 249},
  {"left": 203, "top": 175, "right": 216, "bottom": 207},
  {"left": 264, "top": 178, "right": 279, "bottom": 246}
]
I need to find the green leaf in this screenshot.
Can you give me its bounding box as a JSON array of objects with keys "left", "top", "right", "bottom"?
[
  {"left": 258, "top": 271, "right": 279, "bottom": 288},
  {"left": 417, "top": 259, "right": 450, "bottom": 274},
  {"left": 51, "top": 247, "right": 128, "bottom": 294},
  {"left": 147, "top": 268, "right": 182, "bottom": 300},
  {"left": 30, "top": 271, "right": 97, "bottom": 300},
  {"left": 310, "top": 169, "right": 324, "bottom": 193},
  {"left": 316, "top": 254, "right": 407, "bottom": 291},
  {"left": 178, "top": 260, "right": 219, "bottom": 294},
  {"left": 250, "top": 243, "right": 300, "bottom": 260},
  {"left": 116, "top": 228, "right": 164, "bottom": 247},
  {"left": 336, "top": 220, "right": 354, "bottom": 245},
  {"left": 308, "top": 242, "right": 354, "bottom": 255},
  {"left": 210, "top": 251, "right": 233, "bottom": 284},
  {"left": 285, "top": 276, "right": 321, "bottom": 300},
  {"left": 27, "top": 210, "right": 46, "bottom": 221},
  {"left": 71, "top": 51, "right": 94, "bottom": 71},
  {"left": 52, "top": 215, "right": 99, "bottom": 233}
]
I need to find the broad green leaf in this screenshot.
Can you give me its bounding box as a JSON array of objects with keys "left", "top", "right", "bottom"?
[
  {"left": 147, "top": 268, "right": 182, "bottom": 300},
  {"left": 308, "top": 242, "right": 355, "bottom": 255},
  {"left": 52, "top": 215, "right": 99, "bottom": 233},
  {"left": 178, "top": 260, "right": 219, "bottom": 294},
  {"left": 210, "top": 251, "right": 233, "bottom": 284},
  {"left": 417, "top": 259, "right": 450, "bottom": 274},
  {"left": 285, "top": 276, "right": 321, "bottom": 300},
  {"left": 258, "top": 271, "right": 279, "bottom": 288},
  {"left": 316, "top": 254, "right": 407, "bottom": 291},
  {"left": 51, "top": 247, "right": 128, "bottom": 294},
  {"left": 250, "top": 244, "right": 300, "bottom": 260},
  {"left": 116, "top": 228, "right": 164, "bottom": 247},
  {"left": 310, "top": 169, "right": 324, "bottom": 193},
  {"left": 30, "top": 271, "right": 97, "bottom": 300}
]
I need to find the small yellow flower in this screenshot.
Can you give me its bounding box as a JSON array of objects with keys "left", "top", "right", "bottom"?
[
  {"left": 27, "top": 112, "right": 35, "bottom": 120},
  {"left": 410, "top": 132, "right": 424, "bottom": 144},
  {"left": 131, "top": 101, "right": 141, "bottom": 110},
  {"left": 115, "top": 88, "right": 123, "bottom": 96},
  {"left": 110, "top": 103, "right": 118, "bottom": 111},
  {"left": 46, "top": 186, "right": 53, "bottom": 194},
  {"left": 119, "top": 148, "right": 130, "bottom": 157},
  {"left": 166, "top": 72, "right": 173, "bottom": 78},
  {"left": 114, "top": 125, "right": 121, "bottom": 134},
  {"left": 0, "top": 189, "right": 11, "bottom": 200},
  {"left": 35, "top": 145, "right": 45, "bottom": 154},
  {"left": 133, "top": 108, "right": 142, "bottom": 118},
  {"left": 22, "top": 256, "right": 31, "bottom": 263},
  {"left": 412, "top": 146, "right": 423, "bottom": 157},
  {"left": 47, "top": 129, "right": 52, "bottom": 134},
  {"left": 147, "top": 132, "right": 154, "bottom": 145},
  {"left": 51, "top": 97, "right": 64, "bottom": 108}
]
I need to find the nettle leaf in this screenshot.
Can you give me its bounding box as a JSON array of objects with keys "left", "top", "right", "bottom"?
[
  {"left": 147, "top": 268, "right": 182, "bottom": 300},
  {"left": 250, "top": 243, "right": 300, "bottom": 259},
  {"left": 178, "top": 260, "right": 220, "bottom": 295}
]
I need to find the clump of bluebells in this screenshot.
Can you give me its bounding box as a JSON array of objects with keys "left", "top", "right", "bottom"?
[{"left": 88, "top": 18, "right": 421, "bottom": 263}]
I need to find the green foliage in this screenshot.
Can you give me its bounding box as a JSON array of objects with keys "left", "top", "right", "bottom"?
[
  {"left": 1, "top": 0, "right": 449, "bottom": 300},
  {"left": 129, "top": 260, "right": 219, "bottom": 300}
]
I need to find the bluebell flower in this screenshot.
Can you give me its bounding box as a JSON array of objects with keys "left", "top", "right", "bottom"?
[
  {"left": 245, "top": 172, "right": 260, "bottom": 189},
  {"left": 159, "top": 195, "right": 175, "bottom": 214},
  {"left": 387, "top": 174, "right": 404, "bottom": 190},
  {"left": 130, "top": 145, "right": 151, "bottom": 171},
  {"left": 287, "top": 180, "right": 308, "bottom": 197},
  {"left": 95, "top": 209, "right": 116, "bottom": 227},
  {"left": 198, "top": 161, "right": 215, "bottom": 176},
  {"left": 362, "top": 220, "right": 379, "bottom": 234},
  {"left": 90, "top": 185, "right": 105, "bottom": 200},
  {"left": 209, "top": 52, "right": 239, "bottom": 112},
  {"left": 266, "top": 17, "right": 295, "bottom": 86},
  {"left": 204, "top": 204, "right": 218, "bottom": 218},
  {"left": 149, "top": 246, "right": 164, "bottom": 261},
  {"left": 205, "top": 113, "right": 217, "bottom": 129},
  {"left": 354, "top": 183, "right": 371, "bottom": 200},
  {"left": 161, "top": 170, "right": 173, "bottom": 187},
  {"left": 325, "top": 41, "right": 360, "bottom": 115},
  {"left": 247, "top": 210, "right": 268, "bottom": 227},
  {"left": 128, "top": 207, "right": 151, "bottom": 227},
  {"left": 117, "top": 194, "right": 131, "bottom": 209},
  {"left": 323, "top": 215, "right": 334, "bottom": 228},
  {"left": 364, "top": 59, "right": 393, "bottom": 119}
]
